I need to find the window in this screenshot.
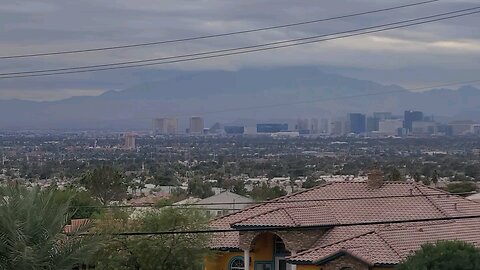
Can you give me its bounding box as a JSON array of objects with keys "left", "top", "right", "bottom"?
[
  {"left": 229, "top": 256, "right": 245, "bottom": 270},
  {"left": 339, "top": 267, "right": 353, "bottom": 270},
  {"left": 255, "top": 262, "right": 273, "bottom": 270},
  {"left": 274, "top": 235, "right": 290, "bottom": 255}
]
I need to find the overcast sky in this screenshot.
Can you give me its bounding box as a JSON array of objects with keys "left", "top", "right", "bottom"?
[{"left": 0, "top": 0, "right": 479, "bottom": 101}]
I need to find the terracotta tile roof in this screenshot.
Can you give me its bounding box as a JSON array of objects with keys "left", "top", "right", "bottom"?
[
  {"left": 290, "top": 231, "right": 401, "bottom": 265},
  {"left": 209, "top": 182, "right": 480, "bottom": 250},
  {"left": 233, "top": 205, "right": 337, "bottom": 228},
  {"left": 64, "top": 219, "right": 90, "bottom": 234},
  {"left": 290, "top": 217, "right": 480, "bottom": 265}
]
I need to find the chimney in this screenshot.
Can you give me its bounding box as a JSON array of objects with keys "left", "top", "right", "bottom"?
[{"left": 367, "top": 170, "right": 384, "bottom": 189}]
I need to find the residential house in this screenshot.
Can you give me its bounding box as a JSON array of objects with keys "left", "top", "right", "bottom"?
[
  {"left": 195, "top": 191, "right": 254, "bottom": 217},
  {"left": 205, "top": 172, "right": 480, "bottom": 270}
]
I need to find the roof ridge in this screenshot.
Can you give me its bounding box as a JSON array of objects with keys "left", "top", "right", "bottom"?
[
  {"left": 289, "top": 229, "right": 375, "bottom": 264},
  {"left": 229, "top": 206, "right": 289, "bottom": 227},
  {"left": 292, "top": 229, "right": 377, "bottom": 259},
  {"left": 413, "top": 183, "right": 450, "bottom": 217},
  {"left": 419, "top": 183, "right": 480, "bottom": 205},
  {"left": 375, "top": 230, "right": 403, "bottom": 261},
  {"left": 282, "top": 207, "right": 299, "bottom": 227},
  {"left": 211, "top": 182, "right": 334, "bottom": 224}
]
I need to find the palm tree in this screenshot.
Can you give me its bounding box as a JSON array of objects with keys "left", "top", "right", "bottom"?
[{"left": 0, "top": 186, "right": 98, "bottom": 270}]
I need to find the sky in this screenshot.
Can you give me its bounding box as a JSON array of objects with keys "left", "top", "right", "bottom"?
[{"left": 0, "top": 0, "right": 479, "bottom": 101}]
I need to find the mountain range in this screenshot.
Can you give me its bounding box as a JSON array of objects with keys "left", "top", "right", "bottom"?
[{"left": 0, "top": 66, "right": 479, "bottom": 130}]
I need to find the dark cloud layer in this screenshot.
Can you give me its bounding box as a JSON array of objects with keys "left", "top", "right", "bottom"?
[{"left": 0, "top": 0, "right": 478, "bottom": 100}]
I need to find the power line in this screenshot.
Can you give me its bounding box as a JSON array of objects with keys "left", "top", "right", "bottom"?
[
  {"left": 0, "top": 0, "right": 439, "bottom": 59},
  {"left": 71, "top": 191, "right": 473, "bottom": 209},
  {"left": 83, "top": 214, "right": 480, "bottom": 236},
  {"left": 1, "top": 8, "right": 479, "bottom": 79},
  {"left": 1, "top": 7, "right": 476, "bottom": 77}
]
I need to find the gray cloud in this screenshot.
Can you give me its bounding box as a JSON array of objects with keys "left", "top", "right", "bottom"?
[{"left": 0, "top": 0, "right": 479, "bottom": 100}]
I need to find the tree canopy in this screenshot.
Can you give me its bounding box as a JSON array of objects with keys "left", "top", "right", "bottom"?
[
  {"left": 397, "top": 241, "right": 480, "bottom": 270},
  {"left": 444, "top": 181, "right": 477, "bottom": 194},
  {"left": 80, "top": 166, "right": 127, "bottom": 205},
  {"left": 249, "top": 183, "right": 287, "bottom": 201},
  {"left": 0, "top": 186, "right": 97, "bottom": 270},
  {"left": 93, "top": 207, "right": 210, "bottom": 270}
]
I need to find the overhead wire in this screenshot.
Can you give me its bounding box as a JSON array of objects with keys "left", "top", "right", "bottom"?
[
  {"left": 0, "top": 0, "right": 440, "bottom": 59},
  {"left": 78, "top": 214, "right": 480, "bottom": 236},
  {"left": 71, "top": 191, "right": 474, "bottom": 209},
  {"left": 1, "top": 7, "right": 479, "bottom": 79}
]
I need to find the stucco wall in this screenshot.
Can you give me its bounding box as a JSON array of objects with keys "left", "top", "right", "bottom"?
[{"left": 205, "top": 233, "right": 275, "bottom": 270}]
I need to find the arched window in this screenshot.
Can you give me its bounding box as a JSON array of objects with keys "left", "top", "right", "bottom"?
[{"left": 229, "top": 256, "right": 245, "bottom": 270}]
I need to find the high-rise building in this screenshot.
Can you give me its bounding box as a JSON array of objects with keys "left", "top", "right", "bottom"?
[
  {"left": 257, "top": 123, "right": 288, "bottom": 133},
  {"left": 349, "top": 113, "right": 366, "bottom": 134},
  {"left": 224, "top": 126, "right": 245, "bottom": 135},
  {"left": 310, "top": 118, "right": 319, "bottom": 134},
  {"left": 412, "top": 121, "right": 437, "bottom": 135},
  {"left": 448, "top": 120, "right": 477, "bottom": 136},
  {"left": 367, "top": 117, "right": 379, "bottom": 132},
  {"left": 153, "top": 117, "right": 178, "bottom": 135},
  {"left": 320, "top": 118, "right": 329, "bottom": 134},
  {"left": 404, "top": 111, "right": 423, "bottom": 132},
  {"left": 124, "top": 133, "right": 136, "bottom": 149},
  {"left": 379, "top": 119, "right": 403, "bottom": 136},
  {"left": 330, "top": 120, "right": 344, "bottom": 135},
  {"left": 295, "top": 118, "right": 310, "bottom": 134},
  {"left": 189, "top": 117, "right": 205, "bottom": 134}
]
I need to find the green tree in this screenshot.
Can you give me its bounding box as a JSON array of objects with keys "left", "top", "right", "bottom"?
[
  {"left": 397, "top": 241, "right": 480, "bottom": 270},
  {"left": 249, "top": 183, "right": 287, "bottom": 201},
  {"left": 431, "top": 170, "right": 439, "bottom": 186},
  {"left": 413, "top": 172, "right": 422, "bottom": 183},
  {"left": 385, "top": 167, "right": 402, "bottom": 181},
  {"left": 302, "top": 177, "right": 325, "bottom": 189},
  {"left": 422, "top": 177, "right": 432, "bottom": 186},
  {"left": 53, "top": 188, "right": 103, "bottom": 219},
  {"left": 187, "top": 178, "right": 214, "bottom": 199},
  {"left": 444, "top": 182, "right": 477, "bottom": 194},
  {"left": 0, "top": 186, "right": 98, "bottom": 269},
  {"left": 80, "top": 166, "right": 127, "bottom": 205},
  {"left": 94, "top": 207, "right": 210, "bottom": 270},
  {"left": 221, "top": 179, "right": 247, "bottom": 196}
]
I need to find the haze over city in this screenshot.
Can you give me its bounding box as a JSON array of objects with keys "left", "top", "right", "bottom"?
[
  {"left": 0, "top": 0, "right": 480, "bottom": 130},
  {"left": 1, "top": 1, "right": 480, "bottom": 270}
]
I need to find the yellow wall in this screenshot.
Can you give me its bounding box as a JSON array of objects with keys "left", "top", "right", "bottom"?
[
  {"left": 205, "top": 233, "right": 397, "bottom": 270},
  {"left": 205, "top": 233, "right": 275, "bottom": 270}
]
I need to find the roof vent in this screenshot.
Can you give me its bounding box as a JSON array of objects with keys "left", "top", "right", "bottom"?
[{"left": 367, "top": 170, "right": 384, "bottom": 189}]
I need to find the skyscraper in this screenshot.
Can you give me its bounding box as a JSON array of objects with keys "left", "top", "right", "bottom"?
[
  {"left": 153, "top": 117, "right": 178, "bottom": 135},
  {"left": 320, "top": 118, "right": 329, "bottom": 134},
  {"left": 189, "top": 116, "right": 205, "bottom": 134},
  {"left": 296, "top": 118, "right": 310, "bottom": 134},
  {"left": 404, "top": 110, "right": 423, "bottom": 132},
  {"left": 256, "top": 123, "right": 288, "bottom": 133},
  {"left": 310, "top": 118, "right": 320, "bottom": 134},
  {"left": 349, "top": 113, "right": 366, "bottom": 134},
  {"left": 124, "top": 133, "right": 136, "bottom": 149},
  {"left": 368, "top": 112, "right": 393, "bottom": 132},
  {"left": 330, "top": 120, "right": 344, "bottom": 135}
]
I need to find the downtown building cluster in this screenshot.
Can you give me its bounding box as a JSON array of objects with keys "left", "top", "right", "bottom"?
[{"left": 151, "top": 111, "right": 480, "bottom": 138}]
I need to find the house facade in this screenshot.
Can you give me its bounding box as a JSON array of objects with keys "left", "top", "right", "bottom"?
[{"left": 205, "top": 175, "right": 480, "bottom": 270}]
